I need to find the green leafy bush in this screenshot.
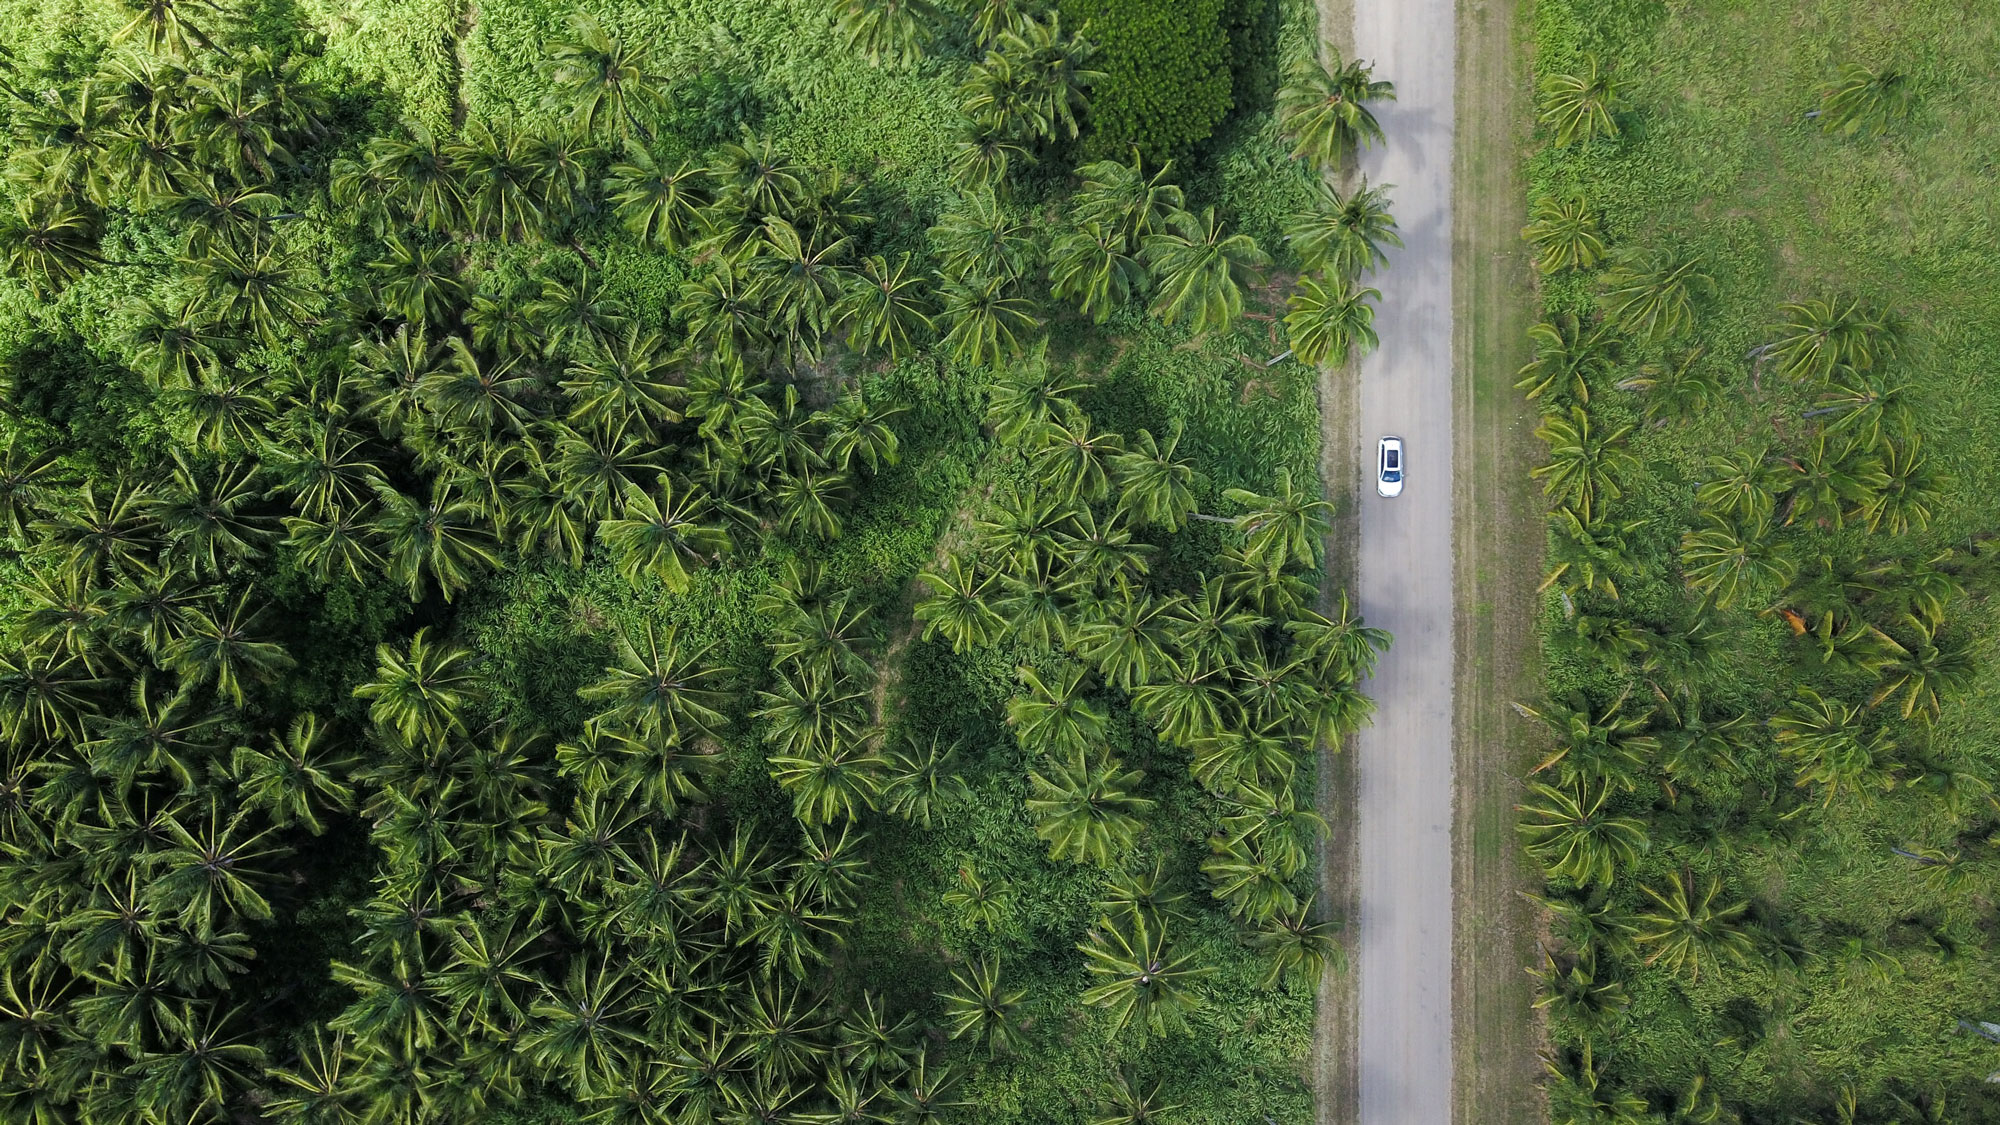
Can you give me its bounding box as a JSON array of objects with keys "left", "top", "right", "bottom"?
[{"left": 1060, "top": 0, "right": 1235, "bottom": 163}]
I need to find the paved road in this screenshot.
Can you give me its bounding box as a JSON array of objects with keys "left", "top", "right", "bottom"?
[{"left": 1349, "top": 0, "right": 1456, "bottom": 1122}]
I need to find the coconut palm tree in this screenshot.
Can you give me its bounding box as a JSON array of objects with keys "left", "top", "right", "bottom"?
[
  {"left": 1006, "top": 663, "right": 1108, "bottom": 757},
  {"left": 1630, "top": 871, "right": 1753, "bottom": 983},
  {"left": 931, "top": 189, "right": 1037, "bottom": 285},
  {"left": 231, "top": 713, "right": 355, "bottom": 834},
  {"left": 1679, "top": 512, "right": 1793, "bottom": 610},
  {"left": 0, "top": 196, "right": 101, "bottom": 298},
  {"left": 1516, "top": 689, "right": 1657, "bottom": 792},
  {"left": 1143, "top": 207, "right": 1269, "bottom": 336},
  {"left": 353, "top": 628, "right": 483, "bottom": 749},
  {"left": 1249, "top": 898, "right": 1343, "bottom": 991},
  {"left": 1517, "top": 779, "right": 1648, "bottom": 887},
  {"left": 1277, "top": 54, "right": 1395, "bottom": 168},
  {"left": 1541, "top": 507, "right": 1644, "bottom": 601},
  {"left": 1285, "top": 273, "right": 1380, "bottom": 366},
  {"left": 1860, "top": 437, "right": 1941, "bottom": 535},
  {"left": 1531, "top": 407, "right": 1637, "bottom": 521},
  {"left": 1048, "top": 222, "right": 1146, "bottom": 324},
  {"left": 1110, "top": 425, "right": 1201, "bottom": 531},
  {"left": 1816, "top": 366, "right": 1915, "bottom": 447},
  {"left": 1598, "top": 246, "right": 1710, "bottom": 343},
  {"left": 161, "top": 589, "right": 294, "bottom": 706},
  {"left": 456, "top": 120, "right": 546, "bottom": 243},
  {"left": 1779, "top": 434, "right": 1882, "bottom": 529},
  {"left": 940, "top": 956, "right": 1025, "bottom": 1057},
  {"left": 1869, "top": 616, "right": 1973, "bottom": 723},
  {"left": 1077, "top": 911, "right": 1208, "bottom": 1039},
  {"left": 1026, "top": 750, "right": 1152, "bottom": 866},
  {"left": 1522, "top": 194, "right": 1606, "bottom": 272},
  {"left": 604, "top": 146, "right": 710, "bottom": 250},
  {"left": 113, "top": 0, "right": 223, "bottom": 57},
  {"left": 1284, "top": 179, "right": 1401, "bottom": 280},
  {"left": 1769, "top": 296, "right": 1898, "bottom": 383},
  {"left": 992, "top": 13, "right": 1101, "bottom": 142},
  {"left": 939, "top": 275, "right": 1039, "bottom": 368},
  {"left": 949, "top": 119, "right": 1034, "bottom": 192},
  {"left": 914, "top": 557, "right": 1006, "bottom": 653},
  {"left": 372, "top": 481, "right": 501, "bottom": 602},
  {"left": 1530, "top": 948, "right": 1629, "bottom": 1037},
  {"left": 837, "top": 252, "right": 935, "bottom": 359},
  {"left": 1540, "top": 55, "right": 1628, "bottom": 146},
  {"left": 580, "top": 624, "right": 728, "bottom": 743},
  {"left": 1770, "top": 687, "right": 1896, "bottom": 805},
  {"left": 1515, "top": 314, "right": 1617, "bottom": 405},
  {"left": 598, "top": 475, "right": 728, "bottom": 591},
  {"left": 767, "top": 736, "right": 889, "bottom": 825},
  {"left": 1615, "top": 347, "right": 1721, "bottom": 425},
  {"left": 1696, "top": 448, "right": 1785, "bottom": 523},
  {"left": 1072, "top": 153, "right": 1184, "bottom": 247},
  {"left": 1224, "top": 469, "right": 1334, "bottom": 571},
  {"left": 1817, "top": 62, "right": 1913, "bottom": 137},
  {"left": 834, "top": 0, "right": 941, "bottom": 66},
  {"left": 545, "top": 15, "right": 667, "bottom": 142}
]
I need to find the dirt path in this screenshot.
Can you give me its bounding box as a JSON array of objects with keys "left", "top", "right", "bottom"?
[{"left": 1346, "top": 0, "right": 1458, "bottom": 1119}]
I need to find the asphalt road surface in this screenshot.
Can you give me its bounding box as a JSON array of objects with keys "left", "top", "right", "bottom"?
[{"left": 1350, "top": 0, "right": 1457, "bottom": 1122}]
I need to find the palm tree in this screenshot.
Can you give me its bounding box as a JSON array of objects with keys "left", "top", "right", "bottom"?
[
  {"left": 545, "top": 15, "right": 667, "bottom": 141},
  {"left": 767, "top": 736, "right": 889, "bottom": 825},
  {"left": 949, "top": 119, "right": 1034, "bottom": 192},
  {"left": 1598, "top": 246, "right": 1710, "bottom": 343},
  {"left": 1277, "top": 54, "right": 1395, "bottom": 168},
  {"left": 580, "top": 625, "right": 728, "bottom": 743},
  {"left": 231, "top": 713, "right": 355, "bottom": 834},
  {"left": 819, "top": 388, "right": 905, "bottom": 475},
  {"left": 161, "top": 589, "right": 294, "bottom": 706},
  {"left": 1077, "top": 911, "right": 1208, "bottom": 1039},
  {"left": 144, "top": 802, "right": 285, "bottom": 925},
  {"left": 1696, "top": 448, "right": 1785, "bottom": 522},
  {"left": 1530, "top": 948, "right": 1629, "bottom": 1036},
  {"left": 1006, "top": 663, "right": 1108, "bottom": 757},
  {"left": 1541, "top": 507, "right": 1643, "bottom": 601},
  {"left": 606, "top": 146, "right": 710, "bottom": 250},
  {"left": 1284, "top": 179, "right": 1401, "bottom": 279},
  {"left": 1817, "top": 365, "right": 1915, "bottom": 447},
  {"left": 0, "top": 196, "right": 101, "bottom": 298},
  {"left": 1111, "top": 425, "right": 1201, "bottom": 531},
  {"left": 1035, "top": 410, "right": 1123, "bottom": 503},
  {"left": 834, "top": 0, "right": 941, "bottom": 66},
  {"left": 881, "top": 734, "right": 970, "bottom": 828},
  {"left": 598, "top": 475, "right": 729, "bottom": 591},
  {"left": 1026, "top": 750, "right": 1152, "bottom": 866},
  {"left": 1859, "top": 437, "right": 1941, "bottom": 535},
  {"left": 192, "top": 236, "right": 316, "bottom": 342},
  {"left": 1515, "top": 314, "right": 1617, "bottom": 405},
  {"left": 940, "top": 956, "right": 1024, "bottom": 1057},
  {"left": 992, "top": 14, "right": 1101, "bottom": 142},
  {"left": 1679, "top": 512, "right": 1794, "bottom": 609},
  {"left": 1869, "top": 617, "right": 1973, "bottom": 723},
  {"left": 1073, "top": 153, "right": 1184, "bottom": 247},
  {"left": 129, "top": 1003, "right": 267, "bottom": 1124},
  {"left": 354, "top": 628, "right": 483, "bottom": 749},
  {"left": 931, "top": 189, "right": 1037, "bottom": 284},
  {"left": 828, "top": 252, "right": 932, "bottom": 360},
  {"left": 939, "top": 275, "right": 1040, "bottom": 368},
  {"left": 373, "top": 481, "right": 501, "bottom": 602},
  {"left": 1516, "top": 689, "right": 1657, "bottom": 792},
  {"left": 1516, "top": 779, "right": 1648, "bottom": 887},
  {"left": 1540, "top": 55, "right": 1628, "bottom": 146},
  {"left": 1769, "top": 295, "right": 1898, "bottom": 383},
  {"left": 1048, "top": 222, "right": 1146, "bottom": 324},
  {"left": 1285, "top": 274, "right": 1380, "bottom": 365},
  {"left": 1143, "top": 207, "right": 1269, "bottom": 336},
  {"left": 1225, "top": 469, "right": 1335, "bottom": 571},
  {"left": 521, "top": 959, "right": 646, "bottom": 1097},
  {"left": 1522, "top": 195, "right": 1605, "bottom": 272},
  {"left": 113, "top": 0, "right": 223, "bottom": 57},
  {"left": 457, "top": 120, "right": 546, "bottom": 242},
  {"left": 1615, "top": 347, "right": 1721, "bottom": 425},
  {"left": 1531, "top": 406, "right": 1637, "bottom": 521},
  {"left": 371, "top": 233, "right": 463, "bottom": 327},
  {"left": 1249, "top": 898, "right": 1343, "bottom": 991},
  {"left": 1817, "top": 62, "right": 1913, "bottom": 137},
  {"left": 1286, "top": 591, "right": 1390, "bottom": 682},
  {"left": 914, "top": 557, "right": 1007, "bottom": 652},
  {"left": 1630, "top": 871, "right": 1753, "bottom": 983}
]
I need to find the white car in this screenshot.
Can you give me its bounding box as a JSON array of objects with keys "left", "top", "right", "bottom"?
[{"left": 1376, "top": 436, "right": 1405, "bottom": 498}]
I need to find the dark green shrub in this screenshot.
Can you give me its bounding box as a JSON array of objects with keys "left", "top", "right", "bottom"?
[{"left": 1060, "top": 0, "right": 1234, "bottom": 163}]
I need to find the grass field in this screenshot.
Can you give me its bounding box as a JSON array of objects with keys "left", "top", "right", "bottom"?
[{"left": 1524, "top": 0, "right": 2000, "bottom": 1117}]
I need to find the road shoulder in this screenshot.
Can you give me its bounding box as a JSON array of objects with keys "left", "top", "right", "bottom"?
[{"left": 1450, "top": 0, "right": 1546, "bottom": 1121}]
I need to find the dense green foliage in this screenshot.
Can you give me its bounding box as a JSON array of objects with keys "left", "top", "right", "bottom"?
[
  {"left": 0, "top": 0, "right": 1374, "bottom": 1122},
  {"left": 1056, "top": 0, "right": 1234, "bottom": 164},
  {"left": 1522, "top": 1, "right": 2000, "bottom": 1120}
]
